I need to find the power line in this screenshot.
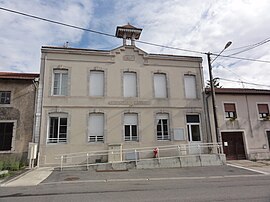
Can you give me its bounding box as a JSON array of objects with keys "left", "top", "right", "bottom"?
[
  {"left": 1, "top": 6, "right": 270, "bottom": 64},
  {"left": 0, "top": 6, "right": 204, "bottom": 55},
  {"left": 218, "top": 77, "right": 270, "bottom": 88}
]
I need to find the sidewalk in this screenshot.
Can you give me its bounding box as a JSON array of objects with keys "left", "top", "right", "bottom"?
[
  {"left": 1, "top": 167, "right": 53, "bottom": 187},
  {"left": 227, "top": 160, "right": 270, "bottom": 175},
  {"left": 1, "top": 160, "right": 269, "bottom": 187}
]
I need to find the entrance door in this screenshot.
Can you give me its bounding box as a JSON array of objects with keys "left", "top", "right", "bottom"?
[
  {"left": 222, "top": 132, "right": 246, "bottom": 160},
  {"left": 267, "top": 131, "right": 270, "bottom": 150},
  {"left": 0, "top": 122, "right": 14, "bottom": 151}
]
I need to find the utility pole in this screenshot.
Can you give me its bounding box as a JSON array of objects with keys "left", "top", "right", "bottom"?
[{"left": 207, "top": 52, "right": 220, "bottom": 144}]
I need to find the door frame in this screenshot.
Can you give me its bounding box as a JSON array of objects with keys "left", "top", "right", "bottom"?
[
  {"left": 220, "top": 129, "right": 248, "bottom": 160},
  {"left": 0, "top": 120, "right": 17, "bottom": 153}
]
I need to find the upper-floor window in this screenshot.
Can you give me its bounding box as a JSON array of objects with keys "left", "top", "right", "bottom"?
[
  {"left": 186, "top": 115, "right": 201, "bottom": 141},
  {"left": 124, "top": 113, "right": 138, "bottom": 141},
  {"left": 53, "top": 69, "right": 68, "bottom": 96},
  {"left": 257, "top": 104, "right": 269, "bottom": 119},
  {"left": 88, "top": 113, "right": 104, "bottom": 143},
  {"left": 156, "top": 113, "right": 170, "bottom": 140},
  {"left": 154, "top": 73, "right": 167, "bottom": 98},
  {"left": 0, "top": 91, "right": 11, "bottom": 104},
  {"left": 47, "top": 113, "right": 68, "bottom": 144},
  {"left": 184, "top": 75, "right": 197, "bottom": 99},
  {"left": 224, "top": 103, "right": 237, "bottom": 119},
  {"left": 123, "top": 72, "right": 137, "bottom": 97},
  {"left": 89, "top": 70, "right": 104, "bottom": 97}
]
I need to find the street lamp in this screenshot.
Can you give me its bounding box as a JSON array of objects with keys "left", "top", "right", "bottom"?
[{"left": 206, "top": 41, "right": 232, "bottom": 146}]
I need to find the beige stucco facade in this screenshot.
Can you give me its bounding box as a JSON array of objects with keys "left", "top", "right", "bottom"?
[
  {"left": 38, "top": 45, "right": 207, "bottom": 165},
  {"left": 207, "top": 89, "right": 270, "bottom": 160}
]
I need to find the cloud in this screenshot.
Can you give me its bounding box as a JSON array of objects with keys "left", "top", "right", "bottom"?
[
  {"left": 0, "top": 0, "right": 93, "bottom": 72},
  {"left": 0, "top": 0, "right": 269, "bottom": 89}
]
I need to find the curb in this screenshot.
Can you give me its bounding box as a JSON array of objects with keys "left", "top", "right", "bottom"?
[{"left": 227, "top": 164, "right": 270, "bottom": 175}]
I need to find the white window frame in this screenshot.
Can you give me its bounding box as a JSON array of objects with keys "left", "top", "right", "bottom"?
[
  {"left": 124, "top": 113, "right": 138, "bottom": 141},
  {"left": 88, "top": 113, "right": 104, "bottom": 143},
  {"left": 123, "top": 72, "right": 137, "bottom": 97},
  {"left": 47, "top": 113, "right": 68, "bottom": 144},
  {"left": 184, "top": 74, "right": 197, "bottom": 99},
  {"left": 153, "top": 73, "right": 168, "bottom": 98},
  {"left": 156, "top": 113, "right": 170, "bottom": 141},
  {"left": 186, "top": 115, "right": 202, "bottom": 142},
  {"left": 52, "top": 69, "right": 68, "bottom": 96},
  {"left": 89, "top": 70, "right": 105, "bottom": 97}
]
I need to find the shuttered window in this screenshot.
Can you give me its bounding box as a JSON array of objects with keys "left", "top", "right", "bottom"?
[
  {"left": 184, "top": 75, "right": 197, "bottom": 99},
  {"left": 154, "top": 73, "right": 167, "bottom": 98},
  {"left": 89, "top": 71, "right": 104, "bottom": 96},
  {"left": 124, "top": 114, "right": 138, "bottom": 141},
  {"left": 123, "top": 72, "right": 137, "bottom": 97},
  {"left": 258, "top": 104, "right": 269, "bottom": 118},
  {"left": 224, "top": 103, "right": 237, "bottom": 118},
  {"left": 53, "top": 69, "right": 68, "bottom": 96},
  {"left": 156, "top": 113, "right": 170, "bottom": 140},
  {"left": 88, "top": 113, "right": 104, "bottom": 142}
]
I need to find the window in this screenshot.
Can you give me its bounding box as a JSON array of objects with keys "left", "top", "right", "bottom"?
[
  {"left": 267, "top": 131, "right": 270, "bottom": 150},
  {"left": 156, "top": 113, "right": 170, "bottom": 140},
  {"left": 88, "top": 113, "right": 104, "bottom": 142},
  {"left": 0, "top": 122, "right": 13, "bottom": 151},
  {"left": 184, "top": 75, "right": 197, "bottom": 99},
  {"left": 0, "top": 91, "right": 11, "bottom": 104},
  {"left": 154, "top": 73, "right": 167, "bottom": 98},
  {"left": 186, "top": 115, "right": 201, "bottom": 141},
  {"left": 123, "top": 72, "right": 137, "bottom": 97},
  {"left": 47, "top": 113, "right": 68, "bottom": 143},
  {"left": 53, "top": 69, "right": 68, "bottom": 96},
  {"left": 124, "top": 114, "right": 138, "bottom": 141},
  {"left": 89, "top": 70, "right": 104, "bottom": 96},
  {"left": 258, "top": 104, "right": 269, "bottom": 118},
  {"left": 224, "top": 103, "right": 237, "bottom": 119}
]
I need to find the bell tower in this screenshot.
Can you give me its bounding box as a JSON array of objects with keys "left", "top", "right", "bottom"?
[{"left": 115, "top": 23, "right": 142, "bottom": 46}]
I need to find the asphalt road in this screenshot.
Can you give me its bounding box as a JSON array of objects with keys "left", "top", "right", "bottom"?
[{"left": 0, "top": 174, "right": 270, "bottom": 202}]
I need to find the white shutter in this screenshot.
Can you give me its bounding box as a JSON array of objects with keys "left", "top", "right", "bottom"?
[
  {"left": 90, "top": 71, "right": 104, "bottom": 96},
  {"left": 89, "top": 114, "right": 104, "bottom": 136},
  {"left": 184, "top": 75, "right": 197, "bottom": 99},
  {"left": 124, "top": 72, "right": 137, "bottom": 97},
  {"left": 154, "top": 74, "right": 167, "bottom": 98},
  {"left": 124, "top": 114, "right": 137, "bottom": 125},
  {"left": 156, "top": 113, "right": 168, "bottom": 123}
]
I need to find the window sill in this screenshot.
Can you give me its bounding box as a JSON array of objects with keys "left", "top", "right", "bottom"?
[{"left": 0, "top": 150, "right": 13, "bottom": 153}]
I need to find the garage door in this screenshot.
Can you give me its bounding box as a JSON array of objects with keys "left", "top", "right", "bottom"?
[{"left": 222, "top": 132, "right": 246, "bottom": 160}]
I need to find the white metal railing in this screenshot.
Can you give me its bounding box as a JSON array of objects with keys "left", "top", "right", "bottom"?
[{"left": 55, "top": 142, "right": 223, "bottom": 171}]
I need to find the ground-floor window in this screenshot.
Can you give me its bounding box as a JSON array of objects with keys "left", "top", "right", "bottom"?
[
  {"left": 88, "top": 113, "right": 104, "bottom": 142},
  {"left": 186, "top": 115, "right": 201, "bottom": 141},
  {"left": 156, "top": 113, "right": 170, "bottom": 140},
  {"left": 47, "top": 113, "right": 68, "bottom": 143},
  {"left": 0, "top": 122, "right": 14, "bottom": 151},
  {"left": 124, "top": 113, "right": 138, "bottom": 141}
]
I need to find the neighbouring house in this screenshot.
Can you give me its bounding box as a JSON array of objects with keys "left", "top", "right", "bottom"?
[
  {"left": 0, "top": 72, "right": 39, "bottom": 164},
  {"left": 36, "top": 24, "right": 212, "bottom": 166},
  {"left": 206, "top": 88, "right": 270, "bottom": 160}
]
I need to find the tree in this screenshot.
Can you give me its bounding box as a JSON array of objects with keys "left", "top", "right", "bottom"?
[{"left": 206, "top": 78, "right": 222, "bottom": 88}]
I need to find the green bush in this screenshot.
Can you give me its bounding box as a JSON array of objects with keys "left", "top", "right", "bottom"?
[
  {"left": 0, "top": 161, "right": 4, "bottom": 171},
  {"left": 10, "top": 161, "right": 20, "bottom": 171}
]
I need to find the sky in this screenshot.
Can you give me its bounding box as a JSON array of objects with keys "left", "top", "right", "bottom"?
[{"left": 0, "top": 0, "right": 270, "bottom": 89}]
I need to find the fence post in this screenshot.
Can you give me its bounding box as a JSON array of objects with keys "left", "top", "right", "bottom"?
[
  {"left": 157, "top": 147, "right": 160, "bottom": 164},
  {"left": 86, "top": 153, "right": 89, "bottom": 170},
  {"left": 198, "top": 144, "right": 201, "bottom": 155},
  {"left": 135, "top": 149, "right": 138, "bottom": 168},
  {"left": 60, "top": 155, "right": 63, "bottom": 171}
]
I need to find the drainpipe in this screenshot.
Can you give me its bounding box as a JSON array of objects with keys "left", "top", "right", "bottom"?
[{"left": 33, "top": 52, "right": 46, "bottom": 166}]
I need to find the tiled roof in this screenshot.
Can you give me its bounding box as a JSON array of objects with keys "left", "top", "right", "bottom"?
[
  {"left": 0, "top": 72, "right": 39, "bottom": 80},
  {"left": 205, "top": 88, "right": 270, "bottom": 95},
  {"left": 120, "top": 23, "right": 141, "bottom": 30}
]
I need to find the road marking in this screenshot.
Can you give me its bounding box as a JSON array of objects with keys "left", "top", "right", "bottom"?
[{"left": 227, "top": 164, "right": 270, "bottom": 175}]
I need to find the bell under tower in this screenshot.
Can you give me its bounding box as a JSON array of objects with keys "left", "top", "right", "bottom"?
[{"left": 115, "top": 23, "right": 142, "bottom": 46}]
